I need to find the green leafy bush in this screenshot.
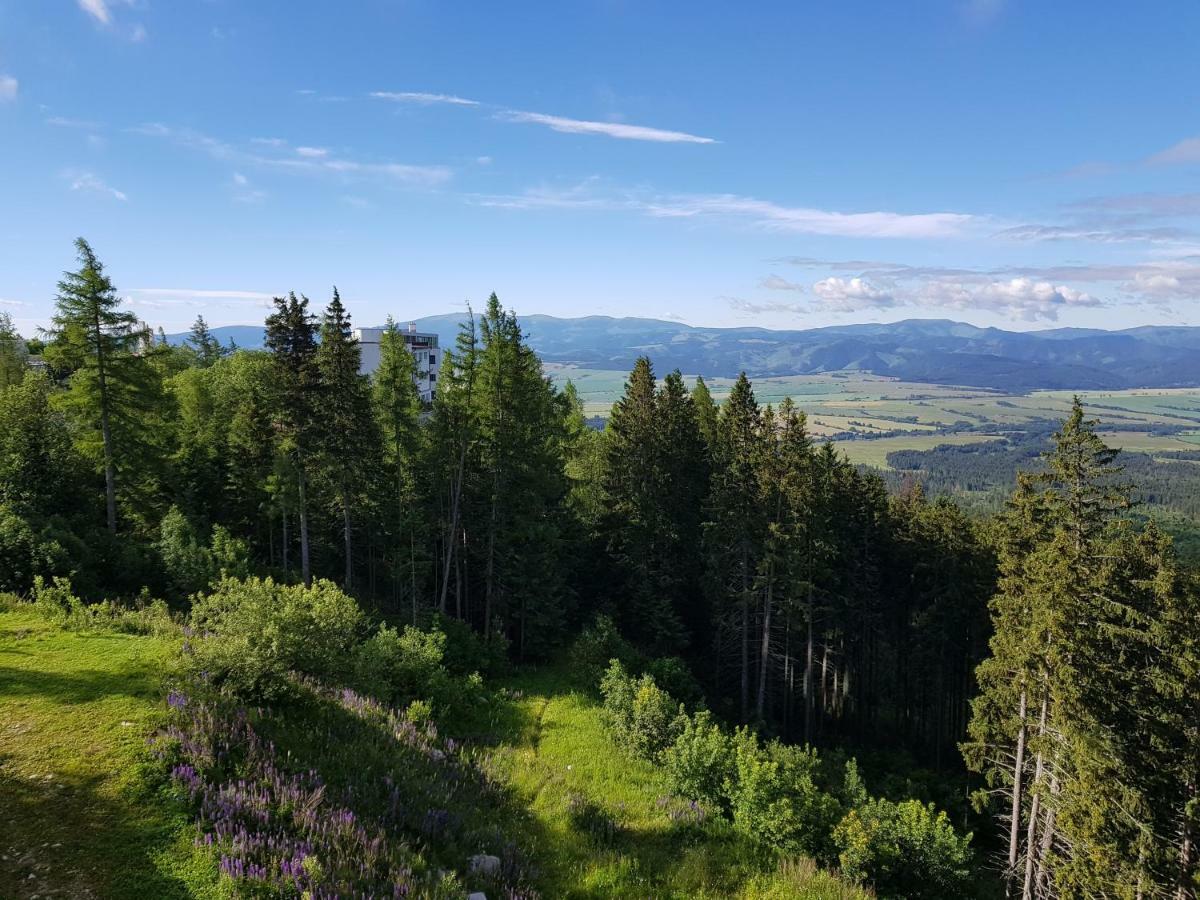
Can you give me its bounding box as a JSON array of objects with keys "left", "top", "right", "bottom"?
[
  {"left": 572, "top": 614, "right": 640, "bottom": 689},
  {"left": 352, "top": 624, "right": 446, "bottom": 703},
  {"left": 833, "top": 798, "right": 973, "bottom": 899},
  {"left": 187, "top": 576, "right": 365, "bottom": 700},
  {"left": 432, "top": 612, "right": 510, "bottom": 679},
  {"left": 599, "top": 659, "right": 684, "bottom": 760},
  {"left": 645, "top": 655, "right": 702, "bottom": 706},
  {"left": 727, "top": 730, "right": 843, "bottom": 863},
  {"left": 158, "top": 506, "right": 250, "bottom": 599},
  {"left": 0, "top": 504, "right": 66, "bottom": 594},
  {"left": 31, "top": 574, "right": 86, "bottom": 626},
  {"left": 663, "top": 710, "right": 735, "bottom": 811}
]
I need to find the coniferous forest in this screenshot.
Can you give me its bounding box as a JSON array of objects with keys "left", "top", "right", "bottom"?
[{"left": 1, "top": 239, "right": 1198, "bottom": 899}]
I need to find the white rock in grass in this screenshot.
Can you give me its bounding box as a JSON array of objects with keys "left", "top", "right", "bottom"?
[
  {"left": 468, "top": 893, "right": 488, "bottom": 900},
  {"left": 468, "top": 854, "right": 501, "bottom": 876}
]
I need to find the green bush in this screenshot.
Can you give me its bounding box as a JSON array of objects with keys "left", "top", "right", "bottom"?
[
  {"left": 572, "top": 614, "right": 640, "bottom": 688},
  {"left": 645, "top": 655, "right": 702, "bottom": 706},
  {"left": 663, "top": 710, "right": 735, "bottom": 811},
  {"left": 432, "top": 612, "right": 510, "bottom": 679},
  {"left": 31, "top": 574, "right": 86, "bottom": 626},
  {"left": 353, "top": 624, "right": 445, "bottom": 702},
  {"left": 0, "top": 504, "right": 66, "bottom": 594},
  {"left": 727, "top": 730, "right": 843, "bottom": 864},
  {"left": 187, "top": 576, "right": 366, "bottom": 700},
  {"left": 600, "top": 659, "right": 684, "bottom": 761},
  {"left": 158, "top": 506, "right": 251, "bottom": 599},
  {"left": 833, "top": 798, "right": 973, "bottom": 899}
]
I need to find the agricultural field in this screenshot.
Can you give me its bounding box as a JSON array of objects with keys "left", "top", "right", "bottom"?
[{"left": 547, "top": 365, "right": 1200, "bottom": 451}]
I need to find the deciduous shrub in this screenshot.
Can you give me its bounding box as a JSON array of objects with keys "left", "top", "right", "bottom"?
[
  {"left": 727, "top": 730, "right": 843, "bottom": 864},
  {"left": 432, "top": 612, "right": 510, "bottom": 679},
  {"left": 833, "top": 797, "right": 972, "bottom": 899},
  {"left": 599, "top": 659, "right": 684, "bottom": 760},
  {"left": 157, "top": 506, "right": 251, "bottom": 599},
  {"left": 663, "top": 710, "right": 735, "bottom": 811},
  {"left": 572, "top": 614, "right": 640, "bottom": 688},
  {"left": 187, "top": 576, "right": 365, "bottom": 700},
  {"left": 352, "top": 623, "right": 452, "bottom": 706}
]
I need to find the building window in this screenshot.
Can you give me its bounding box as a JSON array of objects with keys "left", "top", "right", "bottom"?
[
  {"left": 429, "top": 372, "right": 436, "bottom": 382},
  {"left": 429, "top": 353, "right": 436, "bottom": 365}
]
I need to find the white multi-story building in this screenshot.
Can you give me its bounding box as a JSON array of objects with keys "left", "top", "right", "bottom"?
[{"left": 354, "top": 323, "right": 440, "bottom": 404}]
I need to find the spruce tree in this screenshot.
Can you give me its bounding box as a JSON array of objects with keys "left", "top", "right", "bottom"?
[
  {"left": 45, "top": 238, "right": 166, "bottom": 533},
  {"left": 705, "top": 372, "right": 765, "bottom": 720},
  {"left": 186, "top": 314, "right": 224, "bottom": 368},
  {"left": 372, "top": 316, "right": 423, "bottom": 618},
  {"left": 314, "top": 288, "right": 378, "bottom": 590},
  {"left": 264, "top": 291, "right": 319, "bottom": 586},
  {"left": 692, "top": 375, "right": 719, "bottom": 451},
  {"left": 0, "top": 312, "right": 28, "bottom": 389}
]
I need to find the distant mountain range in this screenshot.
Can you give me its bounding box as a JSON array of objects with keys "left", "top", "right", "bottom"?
[{"left": 167, "top": 316, "right": 1200, "bottom": 392}]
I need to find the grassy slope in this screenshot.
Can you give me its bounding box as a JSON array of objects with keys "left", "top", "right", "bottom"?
[
  {"left": 0, "top": 608, "right": 218, "bottom": 899},
  {"left": 487, "top": 668, "right": 869, "bottom": 899},
  {"left": 0, "top": 605, "right": 866, "bottom": 899}
]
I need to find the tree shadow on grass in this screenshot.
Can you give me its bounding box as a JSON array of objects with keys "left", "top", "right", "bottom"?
[
  {"left": 0, "top": 755, "right": 202, "bottom": 899},
  {"left": 0, "top": 664, "right": 162, "bottom": 705}
]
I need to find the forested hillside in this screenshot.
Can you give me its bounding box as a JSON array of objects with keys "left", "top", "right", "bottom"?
[
  {"left": 167, "top": 316, "right": 1200, "bottom": 392},
  {"left": 1, "top": 240, "right": 1197, "bottom": 898}
]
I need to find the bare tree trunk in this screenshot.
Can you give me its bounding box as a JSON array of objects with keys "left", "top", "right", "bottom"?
[
  {"left": 92, "top": 311, "right": 118, "bottom": 534},
  {"left": 757, "top": 573, "right": 773, "bottom": 719},
  {"left": 409, "top": 529, "right": 417, "bottom": 626},
  {"left": 1035, "top": 767, "right": 1060, "bottom": 895},
  {"left": 1022, "top": 692, "right": 1049, "bottom": 900},
  {"left": 740, "top": 547, "right": 750, "bottom": 721},
  {"left": 282, "top": 504, "right": 289, "bottom": 576},
  {"left": 1176, "top": 779, "right": 1196, "bottom": 900},
  {"left": 297, "top": 464, "right": 311, "bottom": 588},
  {"left": 1007, "top": 687, "right": 1029, "bottom": 897},
  {"left": 342, "top": 489, "right": 353, "bottom": 590},
  {"left": 804, "top": 582, "right": 815, "bottom": 743},
  {"left": 485, "top": 486, "right": 498, "bottom": 639},
  {"left": 438, "top": 458, "right": 467, "bottom": 613}
]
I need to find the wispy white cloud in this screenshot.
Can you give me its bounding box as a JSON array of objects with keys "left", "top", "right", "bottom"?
[
  {"left": 477, "top": 181, "right": 974, "bottom": 238},
  {"left": 128, "top": 288, "right": 275, "bottom": 301},
  {"left": 46, "top": 115, "right": 101, "bottom": 128},
  {"left": 995, "top": 223, "right": 1190, "bottom": 244},
  {"left": 760, "top": 274, "right": 806, "bottom": 293},
  {"left": 645, "top": 194, "right": 972, "bottom": 238},
  {"left": 63, "top": 169, "right": 127, "bottom": 201},
  {"left": 1147, "top": 136, "right": 1200, "bottom": 166},
  {"left": 498, "top": 110, "right": 717, "bottom": 144},
  {"left": 231, "top": 172, "right": 266, "bottom": 204},
  {"left": 133, "top": 123, "right": 453, "bottom": 187},
  {"left": 77, "top": 0, "right": 145, "bottom": 39},
  {"left": 370, "top": 91, "right": 479, "bottom": 106},
  {"left": 78, "top": 0, "right": 112, "bottom": 25},
  {"left": 727, "top": 296, "right": 808, "bottom": 315},
  {"left": 0, "top": 75, "right": 17, "bottom": 103},
  {"left": 295, "top": 146, "right": 328, "bottom": 158}
]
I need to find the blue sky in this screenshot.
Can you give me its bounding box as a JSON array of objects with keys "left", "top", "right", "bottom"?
[{"left": 2, "top": 0, "right": 1200, "bottom": 334}]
